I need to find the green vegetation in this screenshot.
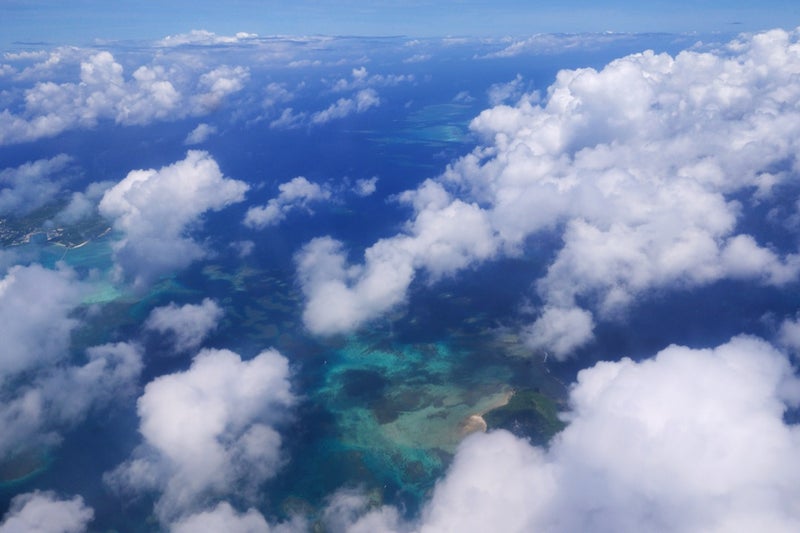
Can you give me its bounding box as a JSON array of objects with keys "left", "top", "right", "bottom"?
[{"left": 484, "top": 388, "right": 566, "bottom": 446}]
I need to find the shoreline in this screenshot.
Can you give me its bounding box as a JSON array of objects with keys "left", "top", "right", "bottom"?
[{"left": 460, "top": 388, "right": 515, "bottom": 436}]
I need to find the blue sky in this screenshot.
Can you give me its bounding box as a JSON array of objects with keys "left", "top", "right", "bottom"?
[{"left": 1, "top": 0, "right": 798, "bottom": 46}]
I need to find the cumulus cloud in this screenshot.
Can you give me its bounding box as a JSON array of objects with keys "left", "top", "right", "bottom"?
[
  {"left": 354, "top": 177, "right": 378, "bottom": 197},
  {"left": 244, "top": 176, "right": 330, "bottom": 229},
  {"left": 171, "top": 502, "right": 271, "bottom": 533},
  {"left": 0, "top": 51, "right": 249, "bottom": 145},
  {"left": 522, "top": 305, "right": 594, "bottom": 359},
  {"left": 296, "top": 180, "right": 496, "bottom": 334},
  {"left": 297, "top": 28, "right": 800, "bottom": 354},
  {"left": 336, "top": 335, "right": 800, "bottom": 532},
  {"left": 105, "top": 348, "right": 294, "bottom": 522},
  {"left": 0, "top": 155, "right": 72, "bottom": 216},
  {"left": 55, "top": 180, "right": 114, "bottom": 225},
  {"left": 145, "top": 298, "right": 224, "bottom": 352},
  {"left": 0, "top": 264, "right": 83, "bottom": 381},
  {"left": 0, "top": 491, "right": 93, "bottom": 533},
  {"left": 779, "top": 313, "right": 800, "bottom": 354},
  {"left": 331, "top": 67, "right": 413, "bottom": 92},
  {"left": 487, "top": 74, "right": 524, "bottom": 105},
  {"left": 311, "top": 89, "right": 380, "bottom": 124},
  {"left": 171, "top": 501, "right": 304, "bottom": 533},
  {"left": 184, "top": 123, "right": 217, "bottom": 145},
  {"left": 1, "top": 340, "right": 144, "bottom": 462},
  {"left": 99, "top": 150, "right": 248, "bottom": 288},
  {"left": 192, "top": 66, "right": 250, "bottom": 113}
]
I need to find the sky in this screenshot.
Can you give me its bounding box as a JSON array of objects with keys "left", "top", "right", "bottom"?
[
  {"left": 3, "top": 2, "right": 800, "bottom": 533},
  {"left": 1, "top": 0, "right": 799, "bottom": 47}
]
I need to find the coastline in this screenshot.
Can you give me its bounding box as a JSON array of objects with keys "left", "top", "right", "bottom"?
[{"left": 460, "top": 389, "right": 515, "bottom": 437}]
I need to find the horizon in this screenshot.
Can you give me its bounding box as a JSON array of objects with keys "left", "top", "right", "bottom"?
[{"left": 1, "top": 1, "right": 799, "bottom": 48}]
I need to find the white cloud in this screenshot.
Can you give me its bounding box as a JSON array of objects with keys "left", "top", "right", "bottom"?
[
  {"left": 311, "top": 88, "right": 380, "bottom": 124},
  {"left": 244, "top": 176, "right": 330, "bottom": 229},
  {"left": 0, "top": 263, "right": 144, "bottom": 460},
  {"left": 403, "top": 53, "right": 432, "bottom": 63},
  {"left": 99, "top": 150, "right": 248, "bottom": 288},
  {"left": 105, "top": 348, "right": 294, "bottom": 522},
  {"left": 157, "top": 30, "right": 259, "bottom": 47},
  {"left": 184, "top": 123, "right": 217, "bottom": 145},
  {"left": 0, "top": 155, "right": 72, "bottom": 216},
  {"left": 55, "top": 180, "right": 114, "bottom": 225},
  {"left": 0, "top": 50, "right": 250, "bottom": 145},
  {"left": 1, "top": 341, "right": 144, "bottom": 461},
  {"left": 171, "top": 502, "right": 270, "bottom": 533},
  {"left": 297, "top": 28, "right": 800, "bottom": 354},
  {"left": 331, "top": 67, "right": 413, "bottom": 92},
  {"left": 452, "top": 90, "right": 475, "bottom": 103},
  {"left": 0, "top": 264, "right": 83, "bottom": 381},
  {"left": 336, "top": 335, "right": 800, "bottom": 532},
  {"left": 170, "top": 501, "right": 305, "bottom": 533},
  {"left": 296, "top": 180, "right": 497, "bottom": 334},
  {"left": 779, "top": 313, "right": 800, "bottom": 354},
  {"left": 487, "top": 74, "right": 524, "bottom": 105},
  {"left": 269, "top": 107, "right": 306, "bottom": 129},
  {"left": 192, "top": 66, "right": 250, "bottom": 113},
  {"left": 482, "top": 33, "right": 639, "bottom": 59},
  {"left": 145, "top": 298, "right": 224, "bottom": 352},
  {"left": 263, "top": 82, "right": 294, "bottom": 109},
  {"left": 0, "top": 491, "right": 93, "bottom": 533},
  {"left": 522, "top": 305, "right": 594, "bottom": 359},
  {"left": 354, "top": 177, "right": 378, "bottom": 197}
]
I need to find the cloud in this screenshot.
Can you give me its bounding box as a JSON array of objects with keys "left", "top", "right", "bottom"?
[
  {"left": 354, "top": 177, "right": 378, "bottom": 197},
  {"left": 184, "top": 123, "right": 217, "bottom": 145},
  {"left": 263, "top": 82, "right": 294, "bottom": 109},
  {"left": 331, "top": 67, "right": 413, "bottom": 92},
  {"left": 1, "top": 340, "right": 144, "bottom": 462},
  {"left": 487, "top": 74, "right": 524, "bottom": 105},
  {"left": 296, "top": 180, "right": 496, "bottom": 335},
  {"left": 144, "top": 298, "right": 224, "bottom": 352},
  {"left": 156, "top": 30, "right": 259, "bottom": 48},
  {"left": 55, "top": 180, "right": 114, "bottom": 225},
  {"left": 99, "top": 150, "right": 248, "bottom": 288},
  {"left": 244, "top": 176, "right": 330, "bottom": 229},
  {"left": 170, "top": 503, "right": 270, "bottom": 533},
  {"left": 297, "top": 28, "right": 800, "bottom": 354},
  {"left": 0, "top": 264, "right": 144, "bottom": 460},
  {"left": 778, "top": 313, "right": 800, "bottom": 354},
  {"left": 269, "top": 107, "right": 306, "bottom": 129},
  {"left": 0, "top": 264, "right": 84, "bottom": 381},
  {"left": 481, "top": 33, "right": 641, "bottom": 59},
  {"left": 311, "top": 89, "right": 380, "bottom": 124},
  {"left": 0, "top": 155, "right": 72, "bottom": 216},
  {"left": 171, "top": 501, "right": 304, "bottom": 533},
  {"left": 336, "top": 335, "right": 800, "bottom": 532},
  {"left": 452, "top": 90, "right": 475, "bottom": 103},
  {"left": 522, "top": 305, "right": 594, "bottom": 359},
  {"left": 0, "top": 491, "right": 93, "bottom": 533},
  {"left": 105, "top": 348, "right": 294, "bottom": 522},
  {"left": 0, "top": 50, "right": 250, "bottom": 145},
  {"left": 192, "top": 66, "right": 250, "bottom": 113}
]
